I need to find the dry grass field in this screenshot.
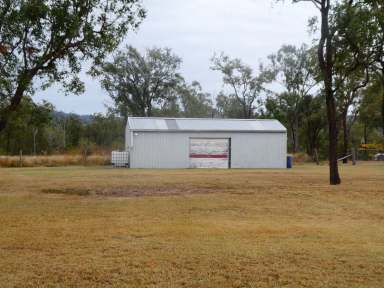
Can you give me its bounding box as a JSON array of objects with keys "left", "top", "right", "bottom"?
[
  {"left": 0, "top": 163, "right": 383, "bottom": 287},
  {"left": 0, "top": 154, "right": 110, "bottom": 167}
]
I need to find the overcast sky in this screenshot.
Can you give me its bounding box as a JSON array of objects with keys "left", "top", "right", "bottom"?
[{"left": 35, "top": 0, "right": 317, "bottom": 115}]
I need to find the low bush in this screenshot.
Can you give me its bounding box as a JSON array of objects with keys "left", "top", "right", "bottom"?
[{"left": 0, "top": 154, "right": 110, "bottom": 168}]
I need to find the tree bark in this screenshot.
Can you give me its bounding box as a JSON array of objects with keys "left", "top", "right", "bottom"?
[
  {"left": 342, "top": 111, "right": 349, "bottom": 164},
  {"left": 6, "top": 129, "right": 11, "bottom": 155},
  {"left": 289, "top": 125, "right": 296, "bottom": 153},
  {"left": 364, "top": 122, "right": 368, "bottom": 144},
  {"left": 293, "top": 116, "right": 300, "bottom": 153},
  {"left": 242, "top": 103, "right": 248, "bottom": 119},
  {"left": 0, "top": 95, "right": 22, "bottom": 131},
  {"left": 0, "top": 72, "right": 33, "bottom": 133},
  {"left": 382, "top": 87, "right": 384, "bottom": 136},
  {"left": 325, "top": 80, "right": 341, "bottom": 184},
  {"left": 318, "top": 0, "right": 341, "bottom": 185},
  {"left": 33, "top": 128, "right": 38, "bottom": 156},
  {"left": 314, "top": 148, "right": 320, "bottom": 165},
  {"left": 147, "top": 105, "right": 152, "bottom": 117}
]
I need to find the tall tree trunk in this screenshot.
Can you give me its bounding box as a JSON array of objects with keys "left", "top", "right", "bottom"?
[
  {"left": 364, "top": 122, "right": 368, "bottom": 144},
  {"left": 325, "top": 81, "right": 341, "bottom": 184},
  {"left": 6, "top": 129, "right": 11, "bottom": 155},
  {"left": 147, "top": 105, "right": 152, "bottom": 117},
  {"left": 290, "top": 125, "right": 297, "bottom": 153},
  {"left": 314, "top": 148, "right": 320, "bottom": 165},
  {"left": 342, "top": 112, "right": 349, "bottom": 164},
  {"left": 0, "top": 72, "right": 34, "bottom": 133},
  {"left": 63, "top": 122, "right": 66, "bottom": 149},
  {"left": 247, "top": 106, "right": 253, "bottom": 119},
  {"left": 33, "top": 128, "right": 38, "bottom": 156},
  {"left": 293, "top": 116, "right": 300, "bottom": 153},
  {"left": 318, "top": 0, "right": 341, "bottom": 185},
  {"left": 242, "top": 103, "right": 248, "bottom": 119},
  {"left": 0, "top": 119, "right": 7, "bottom": 133},
  {"left": 382, "top": 87, "right": 384, "bottom": 136}
]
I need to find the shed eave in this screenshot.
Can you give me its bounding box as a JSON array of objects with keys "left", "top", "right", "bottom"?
[{"left": 128, "top": 129, "right": 287, "bottom": 133}]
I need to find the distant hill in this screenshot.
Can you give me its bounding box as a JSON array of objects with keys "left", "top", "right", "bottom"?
[{"left": 53, "top": 111, "right": 93, "bottom": 123}]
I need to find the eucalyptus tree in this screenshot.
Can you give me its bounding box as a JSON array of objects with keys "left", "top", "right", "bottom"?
[
  {"left": 179, "top": 81, "right": 213, "bottom": 118},
  {"left": 301, "top": 94, "right": 327, "bottom": 163},
  {"left": 331, "top": 1, "right": 377, "bottom": 162},
  {"left": 211, "top": 53, "right": 273, "bottom": 119},
  {"left": 278, "top": 0, "right": 342, "bottom": 184},
  {"left": 0, "top": 0, "right": 145, "bottom": 133},
  {"left": 367, "top": 0, "right": 384, "bottom": 135},
  {"left": 0, "top": 97, "right": 52, "bottom": 154},
  {"left": 359, "top": 79, "right": 384, "bottom": 143},
  {"left": 215, "top": 92, "right": 245, "bottom": 119},
  {"left": 99, "top": 46, "right": 183, "bottom": 118},
  {"left": 280, "top": 0, "right": 378, "bottom": 184},
  {"left": 305, "top": 0, "right": 341, "bottom": 184},
  {"left": 267, "top": 44, "right": 318, "bottom": 153},
  {"left": 335, "top": 71, "right": 369, "bottom": 163},
  {"left": 87, "top": 113, "right": 125, "bottom": 149},
  {"left": 29, "top": 100, "right": 53, "bottom": 155},
  {"left": 265, "top": 92, "right": 301, "bottom": 152}
]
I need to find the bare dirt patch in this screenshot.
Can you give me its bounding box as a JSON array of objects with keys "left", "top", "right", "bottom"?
[
  {"left": 95, "top": 187, "right": 217, "bottom": 197},
  {"left": 42, "top": 188, "right": 91, "bottom": 196},
  {"left": 42, "top": 186, "right": 218, "bottom": 197}
]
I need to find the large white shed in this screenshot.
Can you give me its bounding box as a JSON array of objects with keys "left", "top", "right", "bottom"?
[{"left": 125, "top": 117, "right": 287, "bottom": 169}]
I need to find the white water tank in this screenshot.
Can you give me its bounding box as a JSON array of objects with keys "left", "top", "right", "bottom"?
[{"left": 111, "top": 151, "right": 129, "bottom": 167}]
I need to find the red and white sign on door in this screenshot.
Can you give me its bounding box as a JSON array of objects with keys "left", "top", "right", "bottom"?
[{"left": 189, "top": 138, "right": 230, "bottom": 168}]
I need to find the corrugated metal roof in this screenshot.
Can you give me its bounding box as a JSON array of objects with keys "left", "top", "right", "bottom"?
[{"left": 127, "top": 117, "right": 286, "bottom": 132}]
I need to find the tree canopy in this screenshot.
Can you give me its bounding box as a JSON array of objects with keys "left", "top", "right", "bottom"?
[
  {"left": 211, "top": 53, "right": 273, "bottom": 119},
  {"left": 99, "top": 46, "right": 183, "bottom": 118},
  {"left": 0, "top": 0, "right": 145, "bottom": 132}
]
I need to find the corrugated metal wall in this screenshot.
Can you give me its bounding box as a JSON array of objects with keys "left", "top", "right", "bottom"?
[{"left": 127, "top": 131, "right": 287, "bottom": 169}]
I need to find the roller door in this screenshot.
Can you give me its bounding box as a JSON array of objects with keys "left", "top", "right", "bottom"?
[{"left": 189, "top": 138, "right": 230, "bottom": 168}]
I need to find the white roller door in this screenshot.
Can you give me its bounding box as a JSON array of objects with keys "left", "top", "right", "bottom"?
[{"left": 189, "top": 138, "right": 230, "bottom": 168}]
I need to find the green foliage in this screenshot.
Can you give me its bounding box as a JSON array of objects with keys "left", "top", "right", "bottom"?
[
  {"left": 0, "top": 98, "right": 125, "bottom": 155},
  {"left": 78, "top": 138, "right": 96, "bottom": 157},
  {"left": 87, "top": 113, "right": 125, "bottom": 149},
  {"left": 0, "top": 97, "right": 53, "bottom": 154},
  {"left": 179, "top": 81, "right": 213, "bottom": 118},
  {"left": 359, "top": 79, "right": 384, "bottom": 138},
  {"left": 0, "top": 0, "right": 145, "bottom": 132},
  {"left": 98, "top": 46, "right": 215, "bottom": 119},
  {"left": 300, "top": 94, "right": 328, "bottom": 159},
  {"left": 99, "top": 46, "right": 183, "bottom": 118},
  {"left": 265, "top": 44, "right": 318, "bottom": 153},
  {"left": 215, "top": 93, "right": 245, "bottom": 119},
  {"left": 268, "top": 44, "right": 317, "bottom": 96},
  {"left": 211, "top": 53, "right": 272, "bottom": 119}
]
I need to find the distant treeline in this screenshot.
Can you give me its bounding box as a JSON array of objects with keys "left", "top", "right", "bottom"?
[
  {"left": 0, "top": 46, "right": 383, "bottom": 160},
  {"left": 0, "top": 97, "right": 125, "bottom": 155}
]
